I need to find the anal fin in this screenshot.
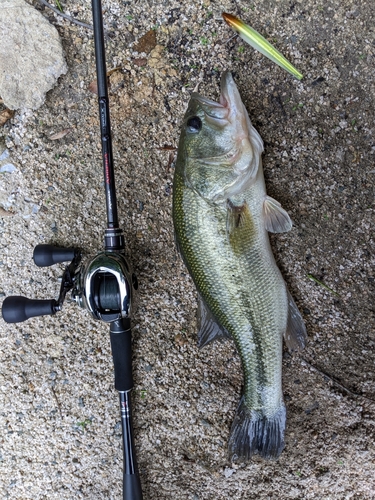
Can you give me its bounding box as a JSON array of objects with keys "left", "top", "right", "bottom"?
[
  {"left": 197, "top": 293, "right": 231, "bottom": 348},
  {"left": 263, "top": 196, "right": 292, "bottom": 233},
  {"left": 284, "top": 289, "right": 307, "bottom": 351}
]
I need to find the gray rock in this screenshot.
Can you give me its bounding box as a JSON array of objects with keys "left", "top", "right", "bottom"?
[
  {"left": 0, "top": 163, "right": 16, "bottom": 173},
  {"left": 0, "top": 0, "right": 67, "bottom": 110},
  {"left": 0, "top": 149, "right": 9, "bottom": 161}
]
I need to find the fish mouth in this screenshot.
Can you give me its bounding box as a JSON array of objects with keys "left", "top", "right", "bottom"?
[
  {"left": 191, "top": 93, "right": 229, "bottom": 124},
  {"left": 191, "top": 71, "right": 245, "bottom": 126},
  {"left": 219, "top": 71, "right": 247, "bottom": 122}
]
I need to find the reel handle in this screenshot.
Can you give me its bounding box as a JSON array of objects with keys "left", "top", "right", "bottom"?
[
  {"left": 33, "top": 244, "right": 77, "bottom": 267},
  {"left": 2, "top": 296, "right": 57, "bottom": 323}
]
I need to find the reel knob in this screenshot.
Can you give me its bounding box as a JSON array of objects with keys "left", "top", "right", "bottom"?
[
  {"left": 2, "top": 296, "right": 58, "bottom": 323},
  {"left": 33, "top": 244, "right": 78, "bottom": 267}
]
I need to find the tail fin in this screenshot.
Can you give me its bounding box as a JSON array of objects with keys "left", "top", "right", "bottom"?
[{"left": 228, "top": 397, "right": 286, "bottom": 461}]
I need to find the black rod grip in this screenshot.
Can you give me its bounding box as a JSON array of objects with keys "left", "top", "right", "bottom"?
[
  {"left": 2, "top": 296, "right": 56, "bottom": 323},
  {"left": 110, "top": 319, "right": 133, "bottom": 391},
  {"left": 123, "top": 473, "right": 143, "bottom": 500},
  {"left": 33, "top": 245, "right": 76, "bottom": 267}
]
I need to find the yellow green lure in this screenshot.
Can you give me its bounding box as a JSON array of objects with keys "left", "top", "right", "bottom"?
[{"left": 222, "top": 13, "right": 303, "bottom": 80}]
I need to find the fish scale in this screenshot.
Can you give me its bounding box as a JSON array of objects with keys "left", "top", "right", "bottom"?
[{"left": 173, "top": 71, "right": 306, "bottom": 460}]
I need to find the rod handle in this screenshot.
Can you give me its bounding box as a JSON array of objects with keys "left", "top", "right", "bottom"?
[
  {"left": 33, "top": 244, "right": 77, "bottom": 267},
  {"left": 123, "top": 473, "right": 143, "bottom": 500},
  {"left": 110, "top": 319, "right": 133, "bottom": 391},
  {"left": 2, "top": 296, "right": 57, "bottom": 323}
]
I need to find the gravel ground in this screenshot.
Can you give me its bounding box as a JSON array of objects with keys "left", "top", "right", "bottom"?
[{"left": 1, "top": 0, "right": 375, "bottom": 499}]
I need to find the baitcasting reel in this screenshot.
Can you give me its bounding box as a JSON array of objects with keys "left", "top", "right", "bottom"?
[{"left": 2, "top": 238, "right": 137, "bottom": 325}]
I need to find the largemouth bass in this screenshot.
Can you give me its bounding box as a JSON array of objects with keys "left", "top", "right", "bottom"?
[{"left": 172, "top": 72, "right": 306, "bottom": 460}]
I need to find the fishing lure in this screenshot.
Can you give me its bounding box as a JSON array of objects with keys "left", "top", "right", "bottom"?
[{"left": 222, "top": 12, "right": 303, "bottom": 80}]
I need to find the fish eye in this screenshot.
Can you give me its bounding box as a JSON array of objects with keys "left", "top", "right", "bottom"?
[{"left": 186, "top": 116, "right": 202, "bottom": 133}]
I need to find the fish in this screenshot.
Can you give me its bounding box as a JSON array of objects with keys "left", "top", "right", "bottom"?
[{"left": 172, "top": 71, "right": 306, "bottom": 460}]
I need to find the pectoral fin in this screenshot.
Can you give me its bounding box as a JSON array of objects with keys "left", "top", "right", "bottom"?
[
  {"left": 284, "top": 290, "right": 307, "bottom": 351},
  {"left": 226, "top": 200, "right": 255, "bottom": 251},
  {"left": 226, "top": 200, "right": 247, "bottom": 232},
  {"left": 263, "top": 196, "right": 292, "bottom": 233},
  {"left": 197, "top": 293, "right": 231, "bottom": 348}
]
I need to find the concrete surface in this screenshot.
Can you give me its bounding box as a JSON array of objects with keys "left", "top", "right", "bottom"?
[{"left": 0, "top": 0, "right": 374, "bottom": 498}]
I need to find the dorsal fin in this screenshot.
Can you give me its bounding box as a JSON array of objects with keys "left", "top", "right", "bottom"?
[{"left": 197, "top": 293, "right": 231, "bottom": 348}]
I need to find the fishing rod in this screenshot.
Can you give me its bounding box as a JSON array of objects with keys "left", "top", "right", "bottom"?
[{"left": 2, "top": 0, "right": 143, "bottom": 498}]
